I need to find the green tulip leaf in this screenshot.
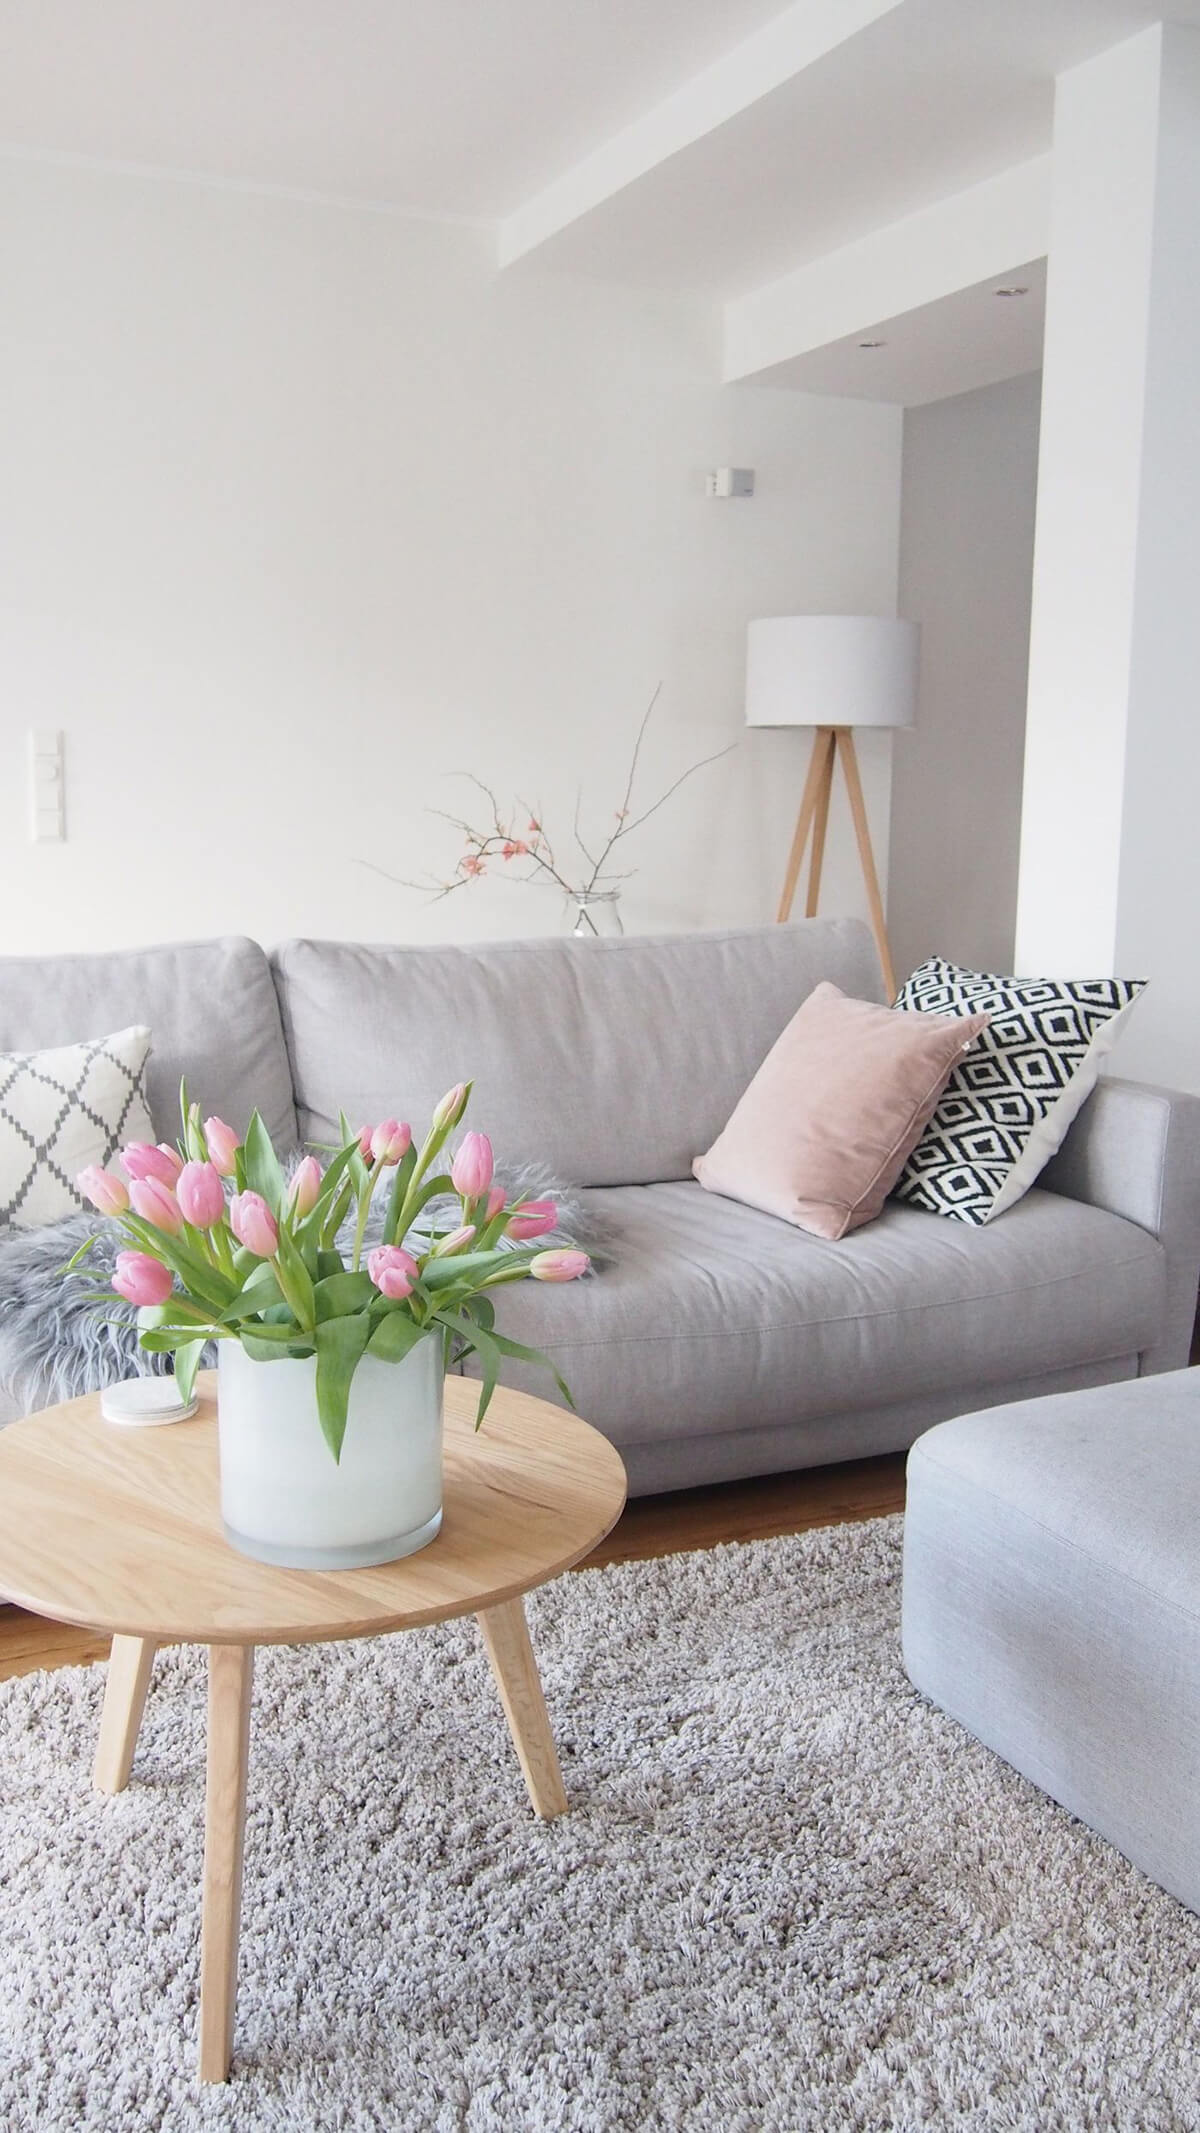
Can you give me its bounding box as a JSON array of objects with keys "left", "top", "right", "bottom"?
[
  {"left": 313, "top": 1270, "right": 376, "bottom": 1321},
  {"left": 239, "top": 1329, "right": 316, "bottom": 1362},
  {"left": 242, "top": 1111, "right": 286, "bottom": 1216},
  {"left": 419, "top": 1248, "right": 510, "bottom": 1293},
  {"left": 314, "top": 1313, "right": 372, "bottom": 1462},
  {"left": 173, "top": 1339, "right": 205, "bottom": 1405},
  {"left": 366, "top": 1311, "right": 427, "bottom": 1364},
  {"left": 381, "top": 1146, "right": 418, "bottom": 1245}
]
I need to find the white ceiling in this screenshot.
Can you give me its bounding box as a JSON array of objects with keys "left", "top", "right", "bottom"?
[
  {"left": 2, "top": 1, "right": 1197, "bottom": 402},
  {"left": 0, "top": 0, "right": 788, "bottom": 217},
  {"left": 764, "top": 258, "right": 1048, "bottom": 405}
]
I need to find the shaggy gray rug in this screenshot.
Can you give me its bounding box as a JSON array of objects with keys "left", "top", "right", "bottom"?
[
  {"left": 2, "top": 1517, "right": 1199, "bottom": 2132},
  {"left": 0, "top": 1161, "right": 599, "bottom": 1419}
]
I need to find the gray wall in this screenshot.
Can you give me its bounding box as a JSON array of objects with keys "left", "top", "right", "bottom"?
[{"left": 889, "top": 371, "right": 1042, "bottom": 985}]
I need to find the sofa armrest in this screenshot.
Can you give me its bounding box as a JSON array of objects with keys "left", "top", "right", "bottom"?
[{"left": 1041, "top": 1077, "right": 1200, "bottom": 1373}]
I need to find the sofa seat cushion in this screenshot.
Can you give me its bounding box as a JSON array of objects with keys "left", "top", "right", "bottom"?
[{"left": 483, "top": 1180, "right": 1165, "bottom": 1450}]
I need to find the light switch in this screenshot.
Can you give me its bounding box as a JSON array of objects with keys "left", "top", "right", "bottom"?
[{"left": 28, "top": 730, "right": 65, "bottom": 843}]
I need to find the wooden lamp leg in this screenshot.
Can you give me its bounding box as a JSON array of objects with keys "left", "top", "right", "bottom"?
[
  {"left": 777, "top": 727, "right": 835, "bottom": 924},
  {"left": 835, "top": 728, "right": 897, "bottom": 1000},
  {"left": 805, "top": 731, "right": 837, "bottom": 918}
]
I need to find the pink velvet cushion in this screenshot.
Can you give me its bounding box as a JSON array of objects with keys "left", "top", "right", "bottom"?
[{"left": 692, "top": 980, "right": 989, "bottom": 1241}]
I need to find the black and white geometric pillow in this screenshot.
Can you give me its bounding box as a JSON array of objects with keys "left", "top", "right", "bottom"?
[
  {"left": 0, "top": 1026, "right": 154, "bottom": 1230},
  {"left": 890, "top": 961, "right": 1145, "bottom": 1225}
]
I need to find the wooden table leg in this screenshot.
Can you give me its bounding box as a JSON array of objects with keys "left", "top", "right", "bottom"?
[
  {"left": 476, "top": 1596, "right": 568, "bottom": 1820},
  {"left": 199, "top": 1643, "right": 254, "bottom": 2084},
  {"left": 94, "top": 1634, "right": 158, "bottom": 1794}
]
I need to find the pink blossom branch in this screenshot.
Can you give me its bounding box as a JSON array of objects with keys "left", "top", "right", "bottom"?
[{"left": 367, "top": 688, "right": 737, "bottom": 907}]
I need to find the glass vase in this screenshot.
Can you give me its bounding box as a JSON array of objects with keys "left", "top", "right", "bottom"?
[{"left": 571, "top": 890, "right": 624, "bottom": 938}]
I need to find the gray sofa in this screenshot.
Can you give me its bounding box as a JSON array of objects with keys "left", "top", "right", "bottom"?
[{"left": 3, "top": 919, "right": 1199, "bottom": 1496}]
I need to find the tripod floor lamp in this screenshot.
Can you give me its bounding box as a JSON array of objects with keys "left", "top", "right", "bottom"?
[{"left": 746, "top": 615, "right": 920, "bottom": 1000}]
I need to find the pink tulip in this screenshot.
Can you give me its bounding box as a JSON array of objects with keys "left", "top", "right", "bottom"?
[
  {"left": 176, "top": 1160, "right": 225, "bottom": 1229},
  {"left": 451, "top": 1131, "right": 494, "bottom": 1200},
  {"left": 121, "top": 1141, "right": 183, "bottom": 1187},
  {"left": 485, "top": 1184, "right": 506, "bottom": 1222},
  {"left": 431, "top": 1083, "right": 469, "bottom": 1131},
  {"left": 112, "top": 1251, "right": 174, "bottom": 1308},
  {"left": 430, "top": 1224, "right": 476, "bottom": 1257},
  {"left": 507, "top": 1198, "right": 557, "bottom": 1241},
  {"left": 129, "top": 1177, "right": 184, "bottom": 1235},
  {"left": 204, "top": 1116, "right": 240, "bottom": 1177},
  {"left": 370, "top": 1119, "right": 412, "bottom": 1167},
  {"left": 529, "top": 1249, "right": 590, "bottom": 1283},
  {"left": 229, "top": 1190, "right": 279, "bottom": 1258},
  {"left": 357, "top": 1125, "right": 375, "bottom": 1160},
  {"left": 287, "top": 1155, "right": 323, "bottom": 1216},
  {"left": 76, "top": 1166, "right": 129, "bottom": 1216},
  {"left": 367, "top": 1245, "right": 419, "bottom": 1300}
]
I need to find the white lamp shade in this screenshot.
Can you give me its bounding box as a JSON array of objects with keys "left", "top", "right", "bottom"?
[{"left": 746, "top": 615, "right": 920, "bottom": 730}]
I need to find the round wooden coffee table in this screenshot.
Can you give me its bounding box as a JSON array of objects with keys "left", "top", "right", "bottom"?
[{"left": 0, "top": 1372, "right": 626, "bottom": 2083}]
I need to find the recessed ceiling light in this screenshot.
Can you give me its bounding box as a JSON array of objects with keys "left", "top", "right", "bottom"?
[
  {"left": 995, "top": 286, "right": 1029, "bottom": 298},
  {"left": 858, "top": 339, "right": 886, "bottom": 349}
]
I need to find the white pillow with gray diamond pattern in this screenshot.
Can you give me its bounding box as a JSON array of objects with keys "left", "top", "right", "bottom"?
[
  {"left": 890, "top": 961, "right": 1146, "bottom": 1225},
  {"left": 0, "top": 1026, "right": 154, "bottom": 1229}
]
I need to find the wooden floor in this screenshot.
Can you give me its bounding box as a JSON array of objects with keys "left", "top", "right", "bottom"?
[{"left": 0, "top": 1451, "right": 907, "bottom": 1682}]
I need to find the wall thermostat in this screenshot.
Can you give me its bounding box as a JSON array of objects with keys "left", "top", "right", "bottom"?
[{"left": 706, "top": 468, "right": 755, "bottom": 499}]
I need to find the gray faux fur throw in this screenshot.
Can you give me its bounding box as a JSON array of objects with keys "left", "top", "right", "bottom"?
[{"left": 0, "top": 1160, "right": 601, "bottom": 1421}]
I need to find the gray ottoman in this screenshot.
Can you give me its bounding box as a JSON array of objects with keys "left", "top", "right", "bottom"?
[{"left": 903, "top": 1368, "right": 1200, "bottom": 1912}]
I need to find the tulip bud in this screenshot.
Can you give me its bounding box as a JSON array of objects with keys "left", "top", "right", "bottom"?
[
  {"left": 229, "top": 1190, "right": 279, "bottom": 1258},
  {"left": 76, "top": 1165, "right": 130, "bottom": 1216},
  {"left": 129, "top": 1177, "right": 184, "bottom": 1235},
  {"left": 204, "top": 1116, "right": 241, "bottom": 1177},
  {"left": 450, "top": 1131, "right": 494, "bottom": 1200},
  {"left": 121, "top": 1141, "right": 183, "bottom": 1187},
  {"left": 112, "top": 1250, "right": 174, "bottom": 1308},
  {"left": 366, "top": 1244, "right": 419, "bottom": 1301},
  {"left": 429, "top": 1224, "right": 476, "bottom": 1257},
  {"left": 370, "top": 1120, "right": 412, "bottom": 1167},
  {"left": 176, "top": 1160, "right": 225, "bottom": 1230},
  {"left": 529, "top": 1249, "right": 589, "bottom": 1283},
  {"left": 485, "top": 1185, "right": 507, "bottom": 1222},
  {"left": 287, "top": 1155, "right": 323, "bottom": 1217},
  {"left": 430, "top": 1083, "right": 469, "bottom": 1132},
  {"left": 183, "top": 1100, "right": 207, "bottom": 1164},
  {"left": 506, "top": 1198, "right": 557, "bottom": 1241}
]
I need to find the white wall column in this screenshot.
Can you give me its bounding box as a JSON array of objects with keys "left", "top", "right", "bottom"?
[{"left": 1015, "top": 24, "right": 1200, "bottom": 1087}]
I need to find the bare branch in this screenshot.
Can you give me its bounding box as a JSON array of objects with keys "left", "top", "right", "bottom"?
[
  {"left": 582, "top": 683, "right": 663, "bottom": 891},
  {"left": 618, "top": 684, "right": 661, "bottom": 824},
  {"left": 573, "top": 785, "right": 600, "bottom": 871},
  {"left": 616, "top": 741, "right": 738, "bottom": 843},
  {"left": 353, "top": 856, "right": 466, "bottom": 903}
]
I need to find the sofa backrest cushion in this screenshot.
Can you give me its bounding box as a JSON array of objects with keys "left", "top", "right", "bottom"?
[
  {"left": 0, "top": 937, "right": 298, "bottom": 1150},
  {"left": 272, "top": 920, "right": 885, "bottom": 1186}
]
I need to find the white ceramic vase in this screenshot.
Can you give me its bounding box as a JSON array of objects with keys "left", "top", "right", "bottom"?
[{"left": 217, "top": 1333, "right": 444, "bottom": 1570}]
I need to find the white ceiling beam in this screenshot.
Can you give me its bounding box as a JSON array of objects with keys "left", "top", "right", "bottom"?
[
  {"left": 497, "top": 0, "right": 906, "bottom": 269},
  {"left": 723, "top": 154, "right": 1052, "bottom": 381}
]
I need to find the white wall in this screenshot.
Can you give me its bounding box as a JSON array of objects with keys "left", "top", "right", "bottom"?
[
  {"left": 0, "top": 159, "right": 903, "bottom": 957},
  {"left": 1015, "top": 24, "right": 1200, "bottom": 1091},
  {"left": 888, "top": 372, "right": 1041, "bottom": 984}
]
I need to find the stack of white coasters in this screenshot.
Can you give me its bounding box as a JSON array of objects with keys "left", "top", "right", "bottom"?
[{"left": 99, "top": 1378, "right": 200, "bottom": 1427}]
